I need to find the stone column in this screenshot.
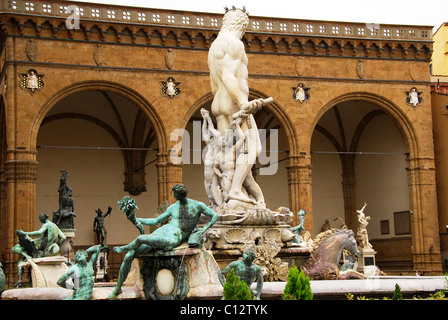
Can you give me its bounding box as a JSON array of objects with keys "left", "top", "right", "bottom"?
[
  {"left": 340, "top": 155, "right": 357, "bottom": 231},
  {"left": 407, "top": 157, "right": 443, "bottom": 275},
  {"left": 286, "top": 154, "right": 313, "bottom": 233},
  {"left": 0, "top": 167, "right": 7, "bottom": 258},
  {"left": 3, "top": 155, "right": 39, "bottom": 284},
  {"left": 156, "top": 152, "right": 183, "bottom": 204}
]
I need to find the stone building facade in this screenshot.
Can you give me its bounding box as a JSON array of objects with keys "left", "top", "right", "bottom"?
[{"left": 0, "top": 0, "right": 443, "bottom": 281}]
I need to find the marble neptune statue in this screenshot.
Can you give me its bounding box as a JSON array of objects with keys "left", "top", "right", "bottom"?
[{"left": 207, "top": 7, "right": 273, "bottom": 213}]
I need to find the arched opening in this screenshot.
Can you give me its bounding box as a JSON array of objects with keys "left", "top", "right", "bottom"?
[
  {"left": 35, "top": 83, "right": 164, "bottom": 249},
  {"left": 311, "top": 97, "right": 413, "bottom": 274}
]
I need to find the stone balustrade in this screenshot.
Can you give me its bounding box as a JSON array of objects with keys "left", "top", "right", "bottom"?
[{"left": 1, "top": 0, "right": 432, "bottom": 41}]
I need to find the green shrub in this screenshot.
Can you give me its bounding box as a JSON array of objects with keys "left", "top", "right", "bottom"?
[
  {"left": 222, "top": 268, "right": 252, "bottom": 300},
  {"left": 282, "top": 266, "right": 313, "bottom": 300},
  {"left": 391, "top": 283, "right": 403, "bottom": 300}
]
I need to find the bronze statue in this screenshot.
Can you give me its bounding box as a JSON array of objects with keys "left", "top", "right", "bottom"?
[
  {"left": 109, "top": 184, "right": 218, "bottom": 299},
  {"left": 11, "top": 212, "right": 66, "bottom": 287},
  {"left": 93, "top": 206, "right": 112, "bottom": 245},
  {"left": 53, "top": 170, "right": 76, "bottom": 229},
  {"left": 57, "top": 244, "right": 103, "bottom": 300},
  {"left": 218, "top": 249, "right": 264, "bottom": 300}
]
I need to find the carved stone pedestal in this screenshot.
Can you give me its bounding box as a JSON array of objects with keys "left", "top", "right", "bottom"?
[
  {"left": 19, "top": 256, "right": 68, "bottom": 288},
  {"left": 60, "top": 229, "right": 75, "bottom": 261},
  {"left": 206, "top": 222, "right": 311, "bottom": 281},
  {"left": 357, "top": 248, "right": 377, "bottom": 276},
  {"left": 125, "top": 244, "right": 220, "bottom": 300},
  {"left": 95, "top": 248, "right": 109, "bottom": 281}
]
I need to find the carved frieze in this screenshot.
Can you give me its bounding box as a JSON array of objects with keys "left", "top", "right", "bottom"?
[{"left": 0, "top": 15, "right": 433, "bottom": 61}]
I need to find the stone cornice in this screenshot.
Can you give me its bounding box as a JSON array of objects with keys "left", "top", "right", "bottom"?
[{"left": 0, "top": 0, "right": 433, "bottom": 60}]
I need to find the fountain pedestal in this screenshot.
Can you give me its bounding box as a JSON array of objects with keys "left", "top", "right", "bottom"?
[
  {"left": 357, "top": 248, "right": 377, "bottom": 276},
  {"left": 19, "top": 256, "right": 68, "bottom": 288},
  {"left": 60, "top": 229, "right": 75, "bottom": 260},
  {"left": 124, "top": 244, "right": 220, "bottom": 300},
  {"left": 204, "top": 207, "right": 312, "bottom": 281}
]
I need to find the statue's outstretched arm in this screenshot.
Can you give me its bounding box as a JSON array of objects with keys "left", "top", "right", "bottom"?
[
  {"left": 24, "top": 225, "right": 46, "bottom": 238},
  {"left": 86, "top": 244, "right": 102, "bottom": 268},
  {"left": 199, "top": 203, "right": 218, "bottom": 233},
  {"left": 138, "top": 205, "right": 174, "bottom": 226}
]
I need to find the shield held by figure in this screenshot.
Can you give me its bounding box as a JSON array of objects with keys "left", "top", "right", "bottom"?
[{"left": 17, "top": 232, "right": 38, "bottom": 258}]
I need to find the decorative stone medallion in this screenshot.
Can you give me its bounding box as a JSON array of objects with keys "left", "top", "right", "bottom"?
[
  {"left": 405, "top": 87, "right": 422, "bottom": 107},
  {"left": 160, "top": 77, "right": 181, "bottom": 99},
  {"left": 292, "top": 82, "right": 310, "bottom": 103},
  {"left": 19, "top": 69, "right": 44, "bottom": 95}
]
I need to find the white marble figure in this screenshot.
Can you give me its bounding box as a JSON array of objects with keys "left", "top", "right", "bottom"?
[
  {"left": 207, "top": 7, "right": 272, "bottom": 212},
  {"left": 408, "top": 87, "right": 419, "bottom": 106},
  {"left": 166, "top": 79, "right": 176, "bottom": 97},
  {"left": 293, "top": 83, "right": 306, "bottom": 102},
  {"left": 201, "top": 108, "right": 223, "bottom": 209},
  {"left": 356, "top": 202, "right": 373, "bottom": 250},
  {"left": 27, "top": 71, "right": 39, "bottom": 90}
]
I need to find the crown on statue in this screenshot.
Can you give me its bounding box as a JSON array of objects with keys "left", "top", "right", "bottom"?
[{"left": 224, "top": 5, "right": 248, "bottom": 15}]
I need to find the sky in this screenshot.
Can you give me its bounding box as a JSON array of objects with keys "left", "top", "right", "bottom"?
[{"left": 71, "top": 0, "right": 447, "bottom": 33}]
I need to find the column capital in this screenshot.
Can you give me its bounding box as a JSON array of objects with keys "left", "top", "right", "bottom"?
[
  {"left": 286, "top": 154, "right": 312, "bottom": 186},
  {"left": 5, "top": 160, "right": 38, "bottom": 182}
]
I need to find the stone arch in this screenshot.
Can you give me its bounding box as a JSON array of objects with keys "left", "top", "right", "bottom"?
[
  {"left": 29, "top": 80, "right": 168, "bottom": 154},
  {"left": 309, "top": 91, "right": 417, "bottom": 157},
  {"left": 309, "top": 91, "right": 441, "bottom": 273}
]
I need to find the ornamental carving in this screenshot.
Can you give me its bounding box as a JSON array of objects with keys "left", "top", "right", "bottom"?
[
  {"left": 160, "top": 77, "right": 181, "bottom": 99},
  {"left": 25, "top": 39, "right": 38, "bottom": 62},
  {"left": 243, "top": 239, "right": 289, "bottom": 281},
  {"left": 292, "top": 82, "right": 310, "bottom": 103},
  {"left": 93, "top": 44, "right": 106, "bottom": 66},
  {"left": 165, "top": 48, "right": 176, "bottom": 69},
  {"left": 224, "top": 228, "right": 247, "bottom": 244},
  {"left": 356, "top": 59, "right": 366, "bottom": 79},
  {"left": 19, "top": 69, "right": 44, "bottom": 95},
  {"left": 5, "top": 160, "right": 38, "bottom": 182},
  {"left": 264, "top": 228, "right": 282, "bottom": 242},
  {"left": 294, "top": 57, "right": 305, "bottom": 76},
  {"left": 405, "top": 87, "right": 422, "bottom": 107}
]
